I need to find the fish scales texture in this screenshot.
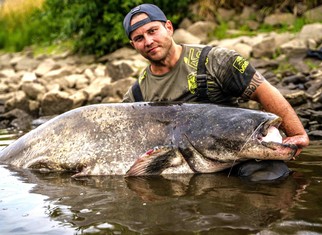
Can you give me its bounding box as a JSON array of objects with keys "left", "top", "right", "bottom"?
[{"left": 0, "top": 103, "right": 297, "bottom": 176}]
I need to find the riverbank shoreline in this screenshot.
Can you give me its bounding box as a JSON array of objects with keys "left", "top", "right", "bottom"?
[{"left": 0, "top": 22, "right": 322, "bottom": 140}]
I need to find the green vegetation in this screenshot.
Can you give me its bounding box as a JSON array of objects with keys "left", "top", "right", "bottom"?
[
  {"left": 0, "top": 0, "right": 320, "bottom": 56},
  {"left": 274, "top": 62, "right": 297, "bottom": 76},
  {"left": 0, "top": 0, "right": 194, "bottom": 56},
  {"left": 212, "top": 17, "right": 312, "bottom": 40},
  {"left": 31, "top": 40, "right": 74, "bottom": 56},
  {"left": 258, "top": 18, "right": 309, "bottom": 34},
  {"left": 305, "top": 59, "right": 321, "bottom": 70},
  {"left": 0, "top": 0, "right": 44, "bottom": 51}
]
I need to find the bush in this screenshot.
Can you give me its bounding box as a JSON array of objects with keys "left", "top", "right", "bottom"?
[{"left": 44, "top": 0, "right": 194, "bottom": 56}]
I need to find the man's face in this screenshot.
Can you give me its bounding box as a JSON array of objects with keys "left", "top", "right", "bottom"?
[{"left": 130, "top": 13, "right": 173, "bottom": 62}]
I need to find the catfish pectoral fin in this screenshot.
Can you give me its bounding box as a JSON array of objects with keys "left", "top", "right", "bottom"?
[
  {"left": 126, "top": 156, "right": 153, "bottom": 177},
  {"left": 126, "top": 146, "right": 175, "bottom": 177}
]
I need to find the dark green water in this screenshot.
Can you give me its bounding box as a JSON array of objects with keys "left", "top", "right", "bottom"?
[{"left": 0, "top": 129, "right": 322, "bottom": 235}]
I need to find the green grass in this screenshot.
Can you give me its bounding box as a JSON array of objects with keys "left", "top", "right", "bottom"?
[
  {"left": 273, "top": 62, "right": 297, "bottom": 76},
  {"left": 212, "top": 17, "right": 310, "bottom": 40},
  {"left": 0, "top": 0, "right": 45, "bottom": 52},
  {"left": 31, "top": 40, "right": 74, "bottom": 56}
]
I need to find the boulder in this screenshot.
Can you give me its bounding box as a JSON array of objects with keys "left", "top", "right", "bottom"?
[
  {"left": 41, "top": 91, "right": 74, "bottom": 116},
  {"left": 304, "top": 5, "right": 322, "bottom": 22},
  {"left": 187, "top": 21, "right": 216, "bottom": 42},
  {"left": 0, "top": 108, "right": 33, "bottom": 130},
  {"left": 173, "top": 29, "right": 201, "bottom": 44},
  {"left": 298, "top": 23, "right": 322, "bottom": 43},
  {"left": 106, "top": 61, "right": 135, "bottom": 81},
  {"left": 82, "top": 77, "right": 112, "bottom": 102},
  {"left": 21, "top": 82, "right": 47, "bottom": 100},
  {"left": 264, "top": 13, "right": 296, "bottom": 26},
  {"left": 101, "top": 77, "right": 136, "bottom": 102},
  {"left": 35, "top": 58, "right": 60, "bottom": 77},
  {"left": 14, "top": 56, "right": 40, "bottom": 71},
  {"left": 252, "top": 36, "right": 276, "bottom": 58}
]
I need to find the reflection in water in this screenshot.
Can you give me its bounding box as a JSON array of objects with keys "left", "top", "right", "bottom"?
[
  {"left": 4, "top": 167, "right": 309, "bottom": 234},
  {"left": 1, "top": 129, "right": 321, "bottom": 234}
]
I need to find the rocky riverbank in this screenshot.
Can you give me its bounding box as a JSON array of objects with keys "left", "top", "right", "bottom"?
[{"left": 0, "top": 17, "right": 322, "bottom": 139}]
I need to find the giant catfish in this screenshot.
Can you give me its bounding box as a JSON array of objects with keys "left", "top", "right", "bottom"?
[{"left": 0, "top": 102, "right": 297, "bottom": 177}]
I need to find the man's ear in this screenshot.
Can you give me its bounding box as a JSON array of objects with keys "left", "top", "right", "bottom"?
[
  {"left": 130, "top": 40, "right": 134, "bottom": 48},
  {"left": 165, "top": 20, "right": 174, "bottom": 35}
]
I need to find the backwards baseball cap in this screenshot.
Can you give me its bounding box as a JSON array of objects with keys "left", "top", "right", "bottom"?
[{"left": 123, "top": 4, "right": 167, "bottom": 39}]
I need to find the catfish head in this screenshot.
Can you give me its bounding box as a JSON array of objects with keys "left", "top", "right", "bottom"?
[
  {"left": 237, "top": 117, "right": 298, "bottom": 160},
  {"left": 178, "top": 108, "right": 298, "bottom": 164}
]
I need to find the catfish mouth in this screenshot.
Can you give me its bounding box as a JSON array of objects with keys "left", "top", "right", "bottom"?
[
  {"left": 255, "top": 117, "right": 298, "bottom": 155},
  {"left": 257, "top": 117, "right": 283, "bottom": 144}
]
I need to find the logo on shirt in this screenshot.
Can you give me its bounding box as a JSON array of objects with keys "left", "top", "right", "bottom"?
[
  {"left": 184, "top": 48, "right": 200, "bottom": 69},
  {"left": 138, "top": 70, "right": 147, "bottom": 84},
  {"left": 187, "top": 72, "right": 197, "bottom": 94},
  {"left": 233, "top": 56, "right": 249, "bottom": 74}
]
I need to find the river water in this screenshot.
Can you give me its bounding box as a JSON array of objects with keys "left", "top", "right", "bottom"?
[{"left": 0, "top": 128, "right": 322, "bottom": 235}]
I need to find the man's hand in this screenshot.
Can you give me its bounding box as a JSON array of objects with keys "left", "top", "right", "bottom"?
[
  {"left": 250, "top": 77, "right": 310, "bottom": 159},
  {"left": 283, "top": 134, "right": 310, "bottom": 157}
]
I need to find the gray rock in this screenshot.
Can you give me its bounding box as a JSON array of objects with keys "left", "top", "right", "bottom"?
[
  {"left": 298, "top": 23, "right": 322, "bottom": 44},
  {"left": 264, "top": 13, "right": 296, "bottom": 26},
  {"left": 0, "top": 53, "right": 13, "bottom": 69},
  {"left": 101, "top": 77, "right": 136, "bottom": 101},
  {"left": 14, "top": 56, "right": 40, "bottom": 71},
  {"left": 283, "top": 90, "right": 308, "bottom": 106},
  {"left": 41, "top": 91, "right": 74, "bottom": 116},
  {"left": 4, "top": 90, "right": 37, "bottom": 115},
  {"left": 82, "top": 77, "right": 112, "bottom": 102},
  {"left": 304, "top": 5, "right": 322, "bottom": 22},
  {"left": 21, "top": 82, "right": 46, "bottom": 100},
  {"left": 0, "top": 68, "right": 16, "bottom": 78},
  {"left": 178, "top": 17, "right": 192, "bottom": 29},
  {"left": 35, "top": 58, "right": 60, "bottom": 77},
  {"left": 98, "top": 47, "right": 137, "bottom": 63},
  {"left": 106, "top": 61, "right": 134, "bottom": 81},
  {"left": 43, "top": 66, "right": 74, "bottom": 79},
  {"left": 187, "top": 21, "right": 216, "bottom": 42},
  {"left": 308, "top": 130, "right": 322, "bottom": 139},
  {"left": 21, "top": 72, "right": 37, "bottom": 82},
  {"left": 0, "top": 108, "right": 33, "bottom": 130},
  {"left": 252, "top": 36, "right": 276, "bottom": 58},
  {"left": 217, "top": 8, "right": 236, "bottom": 21},
  {"left": 280, "top": 39, "right": 308, "bottom": 57},
  {"left": 173, "top": 29, "right": 201, "bottom": 44}
]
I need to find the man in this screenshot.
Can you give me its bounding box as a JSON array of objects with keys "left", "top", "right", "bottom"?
[{"left": 122, "top": 4, "right": 309, "bottom": 180}]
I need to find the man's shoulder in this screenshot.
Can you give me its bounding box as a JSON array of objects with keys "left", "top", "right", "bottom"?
[
  {"left": 183, "top": 44, "right": 236, "bottom": 57},
  {"left": 182, "top": 44, "right": 207, "bottom": 51}
]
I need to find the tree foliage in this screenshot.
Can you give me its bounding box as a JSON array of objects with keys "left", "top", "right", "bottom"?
[{"left": 31, "top": 0, "right": 194, "bottom": 56}]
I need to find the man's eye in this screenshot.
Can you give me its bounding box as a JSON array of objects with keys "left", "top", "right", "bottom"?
[{"left": 134, "top": 36, "right": 143, "bottom": 42}]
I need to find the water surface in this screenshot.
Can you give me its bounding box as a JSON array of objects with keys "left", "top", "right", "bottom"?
[{"left": 0, "top": 129, "right": 322, "bottom": 234}]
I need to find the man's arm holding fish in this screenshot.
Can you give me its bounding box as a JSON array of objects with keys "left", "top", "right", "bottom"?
[{"left": 247, "top": 72, "right": 310, "bottom": 157}]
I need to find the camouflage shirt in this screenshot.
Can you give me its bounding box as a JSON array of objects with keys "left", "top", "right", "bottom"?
[{"left": 122, "top": 44, "right": 257, "bottom": 105}]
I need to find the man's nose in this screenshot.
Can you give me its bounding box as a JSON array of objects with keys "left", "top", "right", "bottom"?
[{"left": 144, "top": 35, "right": 154, "bottom": 47}]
